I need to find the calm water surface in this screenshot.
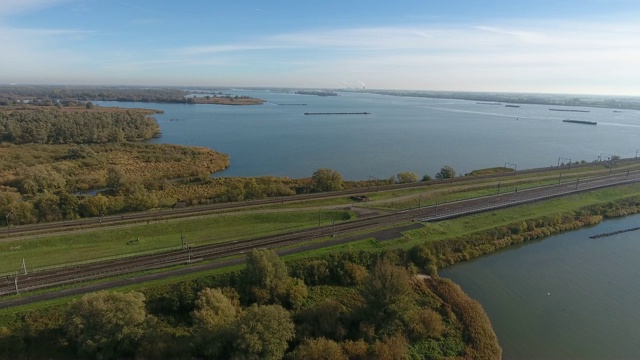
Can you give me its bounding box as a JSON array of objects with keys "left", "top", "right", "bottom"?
[
  {"left": 441, "top": 214, "right": 640, "bottom": 359},
  {"left": 97, "top": 90, "right": 640, "bottom": 180}
]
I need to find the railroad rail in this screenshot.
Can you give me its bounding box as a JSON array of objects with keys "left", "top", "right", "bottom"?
[
  {"left": 1, "top": 167, "right": 639, "bottom": 302},
  {"left": 3, "top": 159, "right": 637, "bottom": 238}
]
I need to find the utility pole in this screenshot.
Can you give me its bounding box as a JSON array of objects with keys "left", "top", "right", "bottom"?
[
  {"left": 21, "top": 258, "right": 27, "bottom": 275},
  {"left": 505, "top": 162, "right": 517, "bottom": 175},
  {"left": 14, "top": 275, "right": 19, "bottom": 294},
  {"left": 369, "top": 175, "right": 380, "bottom": 187},
  {"left": 576, "top": 178, "right": 579, "bottom": 190},
  {"left": 558, "top": 157, "right": 571, "bottom": 168},
  {"left": 497, "top": 182, "right": 501, "bottom": 195},
  {"left": 558, "top": 173, "right": 562, "bottom": 185},
  {"left": 5, "top": 209, "right": 13, "bottom": 235},
  {"left": 332, "top": 219, "right": 336, "bottom": 237}
]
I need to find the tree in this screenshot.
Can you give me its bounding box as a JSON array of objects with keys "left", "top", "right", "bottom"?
[
  {"left": 295, "top": 299, "right": 346, "bottom": 340},
  {"left": 78, "top": 193, "right": 109, "bottom": 217},
  {"left": 406, "top": 309, "right": 444, "bottom": 341},
  {"left": 421, "top": 174, "right": 432, "bottom": 182},
  {"left": 284, "top": 277, "right": 308, "bottom": 309},
  {"left": 105, "top": 165, "right": 127, "bottom": 192},
  {"left": 244, "top": 249, "right": 290, "bottom": 304},
  {"left": 358, "top": 260, "right": 416, "bottom": 336},
  {"left": 395, "top": 172, "right": 418, "bottom": 184},
  {"left": 342, "top": 261, "right": 369, "bottom": 286},
  {"left": 9, "top": 201, "right": 37, "bottom": 225},
  {"left": 435, "top": 165, "right": 456, "bottom": 180},
  {"left": 123, "top": 184, "right": 159, "bottom": 211},
  {"left": 67, "top": 145, "right": 96, "bottom": 159},
  {"left": 369, "top": 334, "right": 409, "bottom": 360},
  {"left": 0, "top": 192, "right": 20, "bottom": 225},
  {"left": 65, "top": 291, "right": 147, "bottom": 359},
  {"left": 311, "top": 168, "right": 343, "bottom": 192},
  {"left": 243, "top": 249, "right": 307, "bottom": 307},
  {"left": 232, "top": 304, "right": 294, "bottom": 360},
  {"left": 137, "top": 316, "right": 192, "bottom": 360},
  {"left": 20, "top": 165, "right": 66, "bottom": 195},
  {"left": 223, "top": 181, "right": 246, "bottom": 202},
  {"left": 192, "top": 288, "right": 239, "bottom": 358},
  {"left": 32, "top": 193, "right": 62, "bottom": 222},
  {"left": 244, "top": 179, "right": 265, "bottom": 199},
  {"left": 342, "top": 339, "right": 369, "bottom": 360},
  {"left": 289, "top": 337, "right": 348, "bottom": 360},
  {"left": 58, "top": 192, "right": 80, "bottom": 220}
]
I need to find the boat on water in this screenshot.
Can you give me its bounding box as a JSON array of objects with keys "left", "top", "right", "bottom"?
[
  {"left": 562, "top": 119, "right": 597, "bottom": 125},
  {"left": 550, "top": 108, "right": 590, "bottom": 113},
  {"left": 304, "top": 112, "right": 370, "bottom": 115},
  {"left": 505, "top": 104, "right": 521, "bottom": 108}
]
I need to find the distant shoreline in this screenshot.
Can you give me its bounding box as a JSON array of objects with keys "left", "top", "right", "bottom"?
[{"left": 354, "top": 89, "right": 640, "bottom": 111}]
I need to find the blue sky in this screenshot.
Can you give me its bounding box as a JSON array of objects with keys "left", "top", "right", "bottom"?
[{"left": 1, "top": 0, "right": 639, "bottom": 95}]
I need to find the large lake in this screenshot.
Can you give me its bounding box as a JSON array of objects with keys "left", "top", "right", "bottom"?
[
  {"left": 97, "top": 90, "right": 640, "bottom": 180},
  {"left": 441, "top": 214, "right": 640, "bottom": 359}
]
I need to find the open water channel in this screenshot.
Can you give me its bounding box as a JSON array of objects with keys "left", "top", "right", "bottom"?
[
  {"left": 441, "top": 214, "right": 640, "bottom": 359},
  {"left": 98, "top": 90, "right": 640, "bottom": 357}
]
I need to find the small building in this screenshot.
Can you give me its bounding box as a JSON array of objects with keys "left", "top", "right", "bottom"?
[{"left": 172, "top": 201, "right": 187, "bottom": 209}]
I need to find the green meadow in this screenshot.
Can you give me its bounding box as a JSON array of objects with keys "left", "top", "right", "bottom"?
[{"left": 0, "top": 210, "right": 351, "bottom": 274}]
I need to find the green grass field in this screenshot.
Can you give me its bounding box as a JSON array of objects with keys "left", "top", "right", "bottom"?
[
  {"left": 282, "top": 182, "right": 640, "bottom": 260},
  {"left": 268, "top": 162, "right": 639, "bottom": 212},
  {"left": 0, "top": 210, "right": 352, "bottom": 274}
]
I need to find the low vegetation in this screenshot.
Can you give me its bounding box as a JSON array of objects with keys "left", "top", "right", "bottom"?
[
  {"left": 0, "top": 249, "right": 499, "bottom": 359},
  {"left": 0, "top": 85, "right": 264, "bottom": 106},
  {"left": 0, "top": 141, "right": 229, "bottom": 224},
  {"left": 187, "top": 94, "right": 265, "bottom": 105}
]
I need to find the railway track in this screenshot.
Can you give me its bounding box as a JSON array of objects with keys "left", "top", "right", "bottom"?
[
  {"left": 4, "top": 160, "right": 637, "bottom": 238},
  {"left": 2, "top": 168, "right": 639, "bottom": 300}
]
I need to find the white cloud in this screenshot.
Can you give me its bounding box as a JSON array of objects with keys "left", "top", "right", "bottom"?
[
  {"left": 0, "top": 0, "right": 74, "bottom": 16},
  {"left": 2, "top": 13, "right": 640, "bottom": 95},
  {"left": 177, "top": 44, "right": 286, "bottom": 56}
]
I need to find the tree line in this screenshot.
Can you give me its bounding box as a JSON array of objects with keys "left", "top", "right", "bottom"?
[
  {"left": 0, "top": 108, "right": 161, "bottom": 144},
  {"left": 0, "top": 85, "right": 187, "bottom": 104},
  {"left": 311, "top": 165, "right": 457, "bottom": 192},
  {"left": 0, "top": 248, "right": 496, "bottom": 359}
]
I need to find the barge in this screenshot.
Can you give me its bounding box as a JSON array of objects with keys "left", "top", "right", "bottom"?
[{"left": 562, "top": 119, "right": 597, "bottom": 125}]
